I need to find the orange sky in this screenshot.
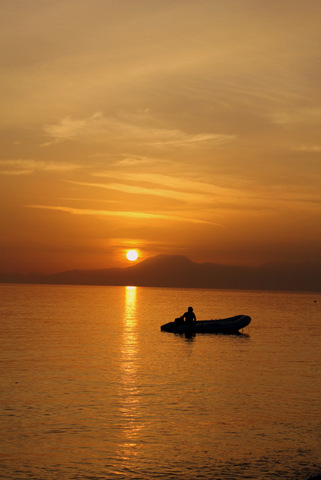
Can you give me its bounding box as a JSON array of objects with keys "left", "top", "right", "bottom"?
[{"left": 1, "top": 0, "right": 321, "bottom": 274}]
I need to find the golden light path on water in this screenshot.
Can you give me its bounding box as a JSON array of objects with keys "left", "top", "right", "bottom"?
[{"left": 117, "top": 286, "right": 142, "bottom": 465}]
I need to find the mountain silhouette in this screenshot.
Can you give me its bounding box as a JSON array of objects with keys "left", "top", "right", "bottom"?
[{"left": 0, "top": 254, "right": 320, "bottom": 291}]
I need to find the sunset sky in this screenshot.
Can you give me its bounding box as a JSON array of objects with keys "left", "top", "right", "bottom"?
[{"left": 1, "top": 0, "right": 321, "bottom": 274}]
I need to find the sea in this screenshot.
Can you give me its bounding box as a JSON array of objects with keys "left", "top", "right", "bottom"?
[{"left": 0, "top": 284, "right": 320, "bottom": 480}]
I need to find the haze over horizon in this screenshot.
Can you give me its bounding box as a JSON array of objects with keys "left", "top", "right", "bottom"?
[
  {"left": 1, "top": 1, "right": 321, "bottom": 276},
  {"left": 2, "top": 254, "right": 320, "bottom": 292}
]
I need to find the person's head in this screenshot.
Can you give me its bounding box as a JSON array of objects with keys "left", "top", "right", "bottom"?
[{"left": 188, "top": 306, "right": 193, "bottom": 312}]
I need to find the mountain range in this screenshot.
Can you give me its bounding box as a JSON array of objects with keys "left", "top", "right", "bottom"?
[{"left": 1, "top": 255, "right": 320, "bottom": 292}]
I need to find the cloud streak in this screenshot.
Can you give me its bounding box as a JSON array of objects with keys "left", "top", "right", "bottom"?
[
  {"left": 0, "top": 159, "right": 80, "bottom": 175},
  {"left": 66, "top": 179, "right": 213, "bottom": 204},
  {"left": 95, "top": 172, "right": 234, "bottom": 195},
  {"left": 42, "top": 112, "right": 235, "bottom": 148},
  {"left": 26, "top": 204, "right": 215, "bottom": 225}
]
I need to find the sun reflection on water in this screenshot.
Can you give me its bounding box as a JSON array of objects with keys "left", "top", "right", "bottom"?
[
  {"left": 118, "top": 286, "right": 144, "bottom": 456},
  {"left": 123, "top": 286, "right": 137, "bottom": 376},
  {"left": 124, "top": 286, "right": 137, "bottom": 325}
]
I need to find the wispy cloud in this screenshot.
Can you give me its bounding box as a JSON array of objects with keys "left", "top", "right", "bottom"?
[
  {"left": 145, "top": 131, "right": 235, "bottom": 147},
  {"left": 66, "top": 179, "right": 212, "bottom": 204},
  {"left": 42, "top": 112, "right": 104, "bottom": 145},
  {"left": 42, "top": 112, "right": 235, "bottom": 148},
  {"left": 269, "top": 107, "right": 321, "bottom": 126},
  {"left": 68, "top": 172, "right": 247, "bottom": 205},
  {"left": 295, "top": 145, "right": 321, "bottom": 153},
  {"left": 112, "top": 155, "right": 158, "bottom": 167},
  {"left": 26, "top": 204, "right": 214, "bottom": 224},
  {"left": 0, "top": 159, "right": 80, "bottom": 175},
  {"left": 95, "top": 172, "right": 232, "bottom": 195}
]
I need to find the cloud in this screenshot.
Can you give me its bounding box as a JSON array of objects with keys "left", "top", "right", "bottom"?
[
  {"left": 98, "top": 182, "right": 211, "bottom": 203},
  {"left": 65, "top": 171, "right": 247, "bottom": 207},
  {"left": 0, "top": 159, "right": 80, "bottom": 175},
  {"left": 112, "top": 155, "right": 157, "bottom": 167},
  {"left": 66, "top": 179, "right": 211, "bottom": 204},
  {"left": 42, "top": 112, "right": 104, "bottom": 146},
  {"left": 295, "top": 145, "right": 321, "bottom": 153},
  {"left": 269, "top": 107, "right": 321, "bottom": 126},
  {"left": 95, "top": 172, "right": 232, "bottom": 195},
  {"left": 26, "top": 204, "right": 214, "bottom": 224},
  {"left": 42, "top": 112, "right": 235, "bottom": 148}
]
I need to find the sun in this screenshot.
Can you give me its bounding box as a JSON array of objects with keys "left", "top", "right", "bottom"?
[{"left": 126, "top": 249, "right": 139, "bottom": 262}]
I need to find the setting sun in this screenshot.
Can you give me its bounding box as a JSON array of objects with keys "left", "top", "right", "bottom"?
[{"left": 126, "top": 250, "right": 139, "bottom": 262}]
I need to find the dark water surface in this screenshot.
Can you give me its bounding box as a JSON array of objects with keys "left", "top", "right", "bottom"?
[{"left": 0, "top": 284, "right": 320, "bottom": 479}]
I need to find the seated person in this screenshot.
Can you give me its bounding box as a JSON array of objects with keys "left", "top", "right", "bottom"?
[{"left": 182, "top": 306, "right": 196, "bottom": 325}]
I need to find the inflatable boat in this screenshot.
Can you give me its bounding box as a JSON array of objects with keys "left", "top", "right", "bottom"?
[{"left": 160, "top": 314, "right": 251, "bottom": 334}]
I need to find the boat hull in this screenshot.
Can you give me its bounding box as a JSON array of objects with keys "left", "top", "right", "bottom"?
[{"left": 160, "top": 314, "right": 251, "bottom": 334}]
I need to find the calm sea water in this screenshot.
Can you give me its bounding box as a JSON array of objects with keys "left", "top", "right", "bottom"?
[{"left": 0, "top": 284, "right": 320, "bottom": 480}]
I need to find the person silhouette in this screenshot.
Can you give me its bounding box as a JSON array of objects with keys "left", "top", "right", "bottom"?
[{"left": 182, "top": 306, "right": 196, "bottom": 325}]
